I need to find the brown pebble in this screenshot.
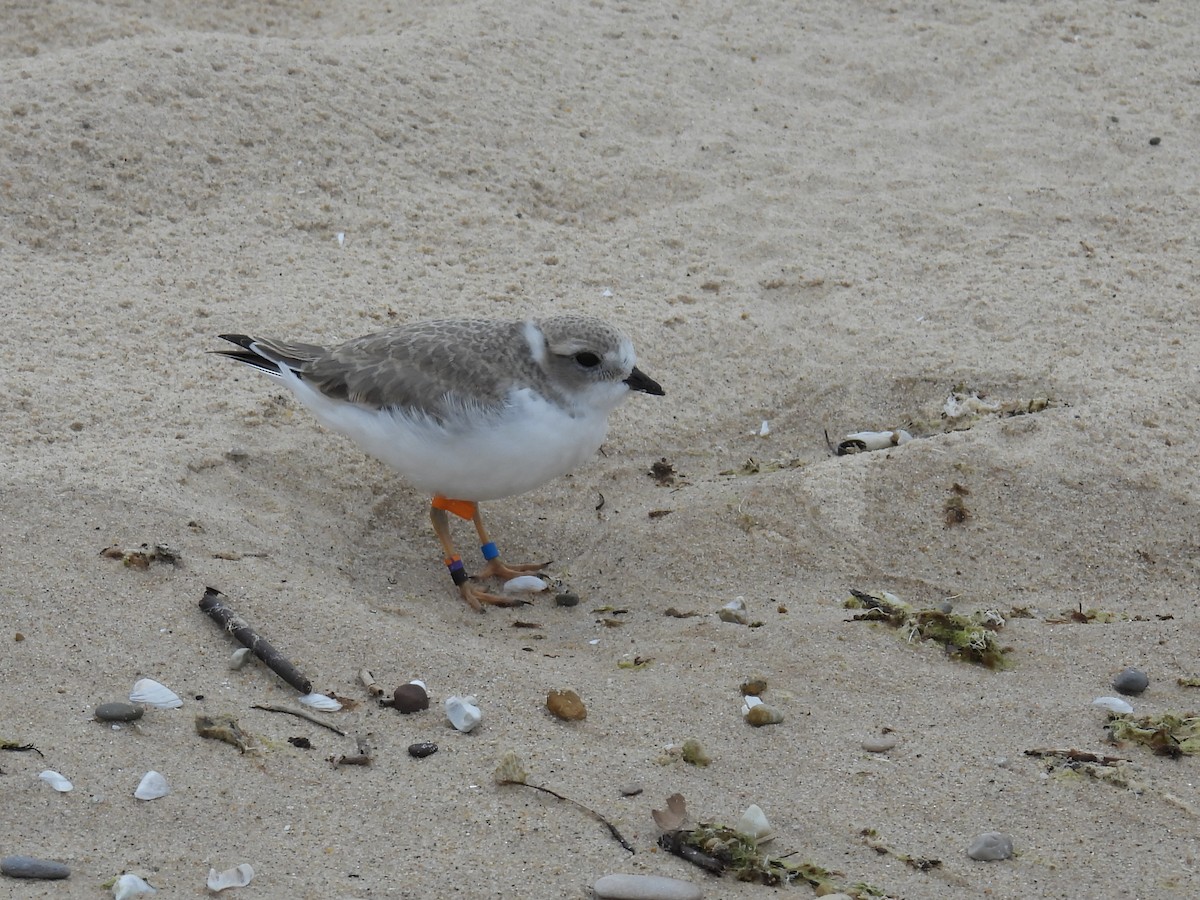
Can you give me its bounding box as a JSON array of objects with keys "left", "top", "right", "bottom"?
[
  {"left": 740, "top": 678, "right": 768, "bottom": 696},
  {"left": 745, "top": 704, "right": 784, "bottom": 726},
  {"left": 385, "top": 683, "right": 429, "bottom": 714},
  {"left": 546, "top": 688, "right": 587, "bottom": 721}
]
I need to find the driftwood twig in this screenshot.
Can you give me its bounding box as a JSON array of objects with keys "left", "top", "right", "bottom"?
[
  {"left": 251, "top": 704, "right": 348, "bottom": 737},
  {"left": 199, "top": 587, "right": 312, "bottom": 694}
]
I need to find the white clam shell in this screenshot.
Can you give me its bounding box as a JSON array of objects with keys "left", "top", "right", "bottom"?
[
  {"left": 843, "top": 429, "right": 913, "bottom": 451},
  {"left": 408, "top": 679, "right": 427, "bottom": 691},
  {"left": 1093, "top": 696, "right": 1134, "bottom": 715},
  {"left": 206, "top": 863, "right": 254, "bottom": 892},
  {"left": 130, "top": 678, "right": 183, "bottom": 709},
  {"left": 445, "top": 695, "right": 482, "bottom": 733},
  {"left": 39, "top": 769, "right": 74, "bottom": 792},
  {"left": 134, "top": 770, "right": 170, "bottom": 801},
  {"left": 113, "top": 873, "right": 156, "bottom": 899},
  {"left": 298, "top": 692, "right": 342, "bottom": 711},
  {"left": 502, "top": 575, "right": 549, "bottom": 593},
  {"left": 734, "top": 803, "right": 776, "bottom": 844}
]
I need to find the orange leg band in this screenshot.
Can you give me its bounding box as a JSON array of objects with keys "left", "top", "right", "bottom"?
[{"left": 431, "top": 495, "right": 478, "bottom": 521}]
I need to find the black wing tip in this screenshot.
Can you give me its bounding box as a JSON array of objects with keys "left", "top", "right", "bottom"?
[
  {"left": 217, "top": 333, "right": 257, "bottom": 350},
  {"left": 211, "top": 334, "right": 281, "bottom": 375}
]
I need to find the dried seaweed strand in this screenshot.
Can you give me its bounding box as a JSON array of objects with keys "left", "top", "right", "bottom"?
[
  {"left": 199, "top": 587, "right": 312, "bottom": 694},
  {"left": 251, "top": 704, "right": 348, "bottom": 736},
  {"left": 503, "top": 779, "right": 634, "bottom": 854}
]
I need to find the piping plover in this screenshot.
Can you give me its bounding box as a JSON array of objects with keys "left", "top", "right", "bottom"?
[{"left": 214, "top": 315, "right": 664, "bottom": 610}]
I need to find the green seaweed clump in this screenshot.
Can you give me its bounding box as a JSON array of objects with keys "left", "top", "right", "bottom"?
[
  {"left": 1107, "top": 712, "right": 1200, "bottom": 757},
  {"left": 844, "top": 589, "right": 1009, "bottom": 669},
  {"left": 681, "top": 739, "right": 711, "bottom": 767},
  {"left": 658, "top": 824, "right": 882, "bottom": 896}
]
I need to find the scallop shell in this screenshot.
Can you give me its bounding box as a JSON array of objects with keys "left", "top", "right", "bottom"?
[
  {"left": 206, "top": 863, "right": 254, "bottom": 892},
  {"left": 129, "top": 678, "right": 183, "bottom": 709},
  {"left": 113, "top": 873, "right": 156, "bottom": 899},
  {"left": 298, "top": 692, "right": 342, "bottom": 711},
  {"left": 445, "top": 695, "right": 482, "bottom": 733},
  {"left": 134, "top": 770, "right": 170, "bottom": 801},
  {"left": 502, "top": 575, "right": 549, "bottom": 593},
  {"left": 1092, "top": 696, "right": 1134, "bottom": 715},
  {"left": 38, "top": 770, "right": 74, "bottom": 792},
  {"left": 734, "top": 804, "right": 776, "bottom": 844}
]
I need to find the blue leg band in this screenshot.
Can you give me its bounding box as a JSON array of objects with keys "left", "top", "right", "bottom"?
[{"left": 480, "top": 541, "right": 499, "bottom": 561}]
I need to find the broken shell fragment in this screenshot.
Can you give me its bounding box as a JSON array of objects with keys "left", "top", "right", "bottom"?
[
  {"left": 741, "top": 695, "right": 764, "bottom": 716},
  {"left": 130, "top": 678, "right": 183, "bottom": 709},
  {"left": 298, "top": 692, "right": 342, "bottom": 712},
  {"left": 206, "top": 863, "right": 254, "bottom": 892},
  {"left": 1093, "top": 696, "right": 1134, "bottom": 715},
  {"left": 735, "top": 804, "right": 776, "bottom": 844},
  {"left": 745, "top": 704, "right": 784, "bottom": 726},
  {"left": 38, "top": 770, "right": 74, "bottom": 792},
  {"left": 134, "top": 770, "right": 170, "bottom": 800},
  {"left": 546, "top": 689, "right": 587, "bottom": 721},
  {"left": 503, "top": 575, "right": 549, "bottom": 593},
  {"left": 837, "top": 429, "right": 913, "bottom": 455},
  {"left": 717, "top": 596, "right": 750, "bottom": 625},
  {"left": 228, "top": 648, "right": 253, "bottom": 670},
  {"left": 445, "top": 695, "right": 482, "bottom": 733},
  {"left": 113, "top": 873, "right": 156, "bottom": 899}
]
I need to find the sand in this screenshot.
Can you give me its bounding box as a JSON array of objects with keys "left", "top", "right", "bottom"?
[{"left": 3, "top": 2, "right": 1199, "bottom": 898}]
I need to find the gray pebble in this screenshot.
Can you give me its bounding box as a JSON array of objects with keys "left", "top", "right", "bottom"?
[
  {"left": 593, "top": 873, "right": 702, "bottom": 900},
  {"left": 94, "top": 702, "right": 143, "bottom": 723},
  {"left": 619, "top": 783, "right": 643, "bottom": 797},
  {"left": 555, "top": 591, "right": 580, "bottom": 607},
  {"left": 1, "top": 855, "right": 71, "bottom": 879},
  {"left": 1112, "top": 667, "right": 1149, "bottom": 696},
  {"left": 967, "top": 831, "right": 1014, "bottom": 861},
  {"left": 862, "top": 734, "right": 898, "bottom": 753}
]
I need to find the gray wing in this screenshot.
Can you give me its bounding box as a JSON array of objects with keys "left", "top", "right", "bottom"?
[{"left": 297, "top": 319, "right": 535, "bottom": 420}]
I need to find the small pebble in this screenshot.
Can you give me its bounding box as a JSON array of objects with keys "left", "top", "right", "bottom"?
[
  {"left": 546, "top": 688, "right": 587, "bottom": 721},
  {"left": 739, "top": 678, "right": 768, "bottom": 696},
  {"left": 95, "top": 702, "right": 143, "bottom": 723},
  {"left": 619, "top": 783, "right": 643, "bottom": 797},
  {"left": 744, "top": 704, "right": 784, "bottom": 727},
  {"left": 593, "top": 873, "right": 702, "bottom": 900},
  {"left": 862, "top": 734, "right": 898, "bottom": 753},
  {"left": 1112, "top": 667, "right": 1149, "bottom": 696},
  {"left": 554, "top": 591, "right": 580, "bottom": 607},
  {"left": 407, "top": 741, "right": 438, "bottom": 759},
  {"left": 681, "top": 739, "right": 710, "bottom": 767},
  {"left": 967, "top": 831, "right": 1014, "bottom": 861},
  {"left": 0, "top": 855, "right": 71, "bottom": 879},
  {"left": 386, "top": 683, "right": 430, "bottom": 714}
]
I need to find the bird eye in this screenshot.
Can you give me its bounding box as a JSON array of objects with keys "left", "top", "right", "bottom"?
[{"left": 574, "top": 351, "right": 601, "bottom": 368}]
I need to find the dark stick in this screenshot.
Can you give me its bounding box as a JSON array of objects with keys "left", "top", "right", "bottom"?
[
  {"left": 200, "top": 587, "right": 312, "bottom": 694},
  {"left": 514, "top": 781, "right": 635, "bottom": 854}
]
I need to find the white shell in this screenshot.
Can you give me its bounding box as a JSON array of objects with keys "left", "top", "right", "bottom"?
[
  {"left": 408, "top": 679, "right": 427, "bottom": 692},
  {"left": 445, "top": 695, "right": 482, "bottom": 733},
  {"left": 735, "top": 804, "right": 776, "bottom": 844},
  {"left": 229, "top": 648, "right": 253, "bottom": 670},
  {"left": 134, "top": 770, "right": 170, "bottom": 800},
  {"left": 113, "top": 873, "right": 157, "bottom": 899},
  {"left": 717, "top": 596, "right": 750, "bottom": 625},
  {"left": 740, "top": 695, "right": 764, "bottom": 716},
  {"left": 206, "top": 863, "right": 255, "bottom": 892},
  {"left": 1093, "top": 696, "right": 1134, "bottom": 714},
  {"left": 758, "top": 419, "right": 771, "bottom": 437},
  {"left": 502, "top": 575, "right": 549, "bottom": 593},
  {"left": 843, "top": 429, "right": 913, "bottom": 451},
  {"left": 130, "top": 678, "right": 183, "bottom": 709},
  {"left": 39, "top": 769, "right": 74, "bottom": 792},
  {"left": 298, "top": 692, "right": 342, "bottom": 711}
]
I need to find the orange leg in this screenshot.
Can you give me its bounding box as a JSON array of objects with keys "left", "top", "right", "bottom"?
[{"left": 429, "top": 496, "right": 548, "bottom": 611}]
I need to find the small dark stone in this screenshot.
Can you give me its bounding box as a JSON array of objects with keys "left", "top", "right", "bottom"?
[
  {"left": 1112, "top": 667, "right": 1149, "bottom": 695},
  {"left": 407, "top": 741, "right": 438, "bottom": 759},
  {"left": 1149, "top": 136, "right": 1161, "bottom": 146},
  {"left": 554, "top": 591, "right": 580, "bottom": 607},
  {"left": 385, "top": 683, "right": 429, "bottom": 714},
  {"left": 94, "top": 702, "right": 143, "bottom": 723},
  {"left": 0, "top": 855, "right": 71, "bottom": 879}
]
